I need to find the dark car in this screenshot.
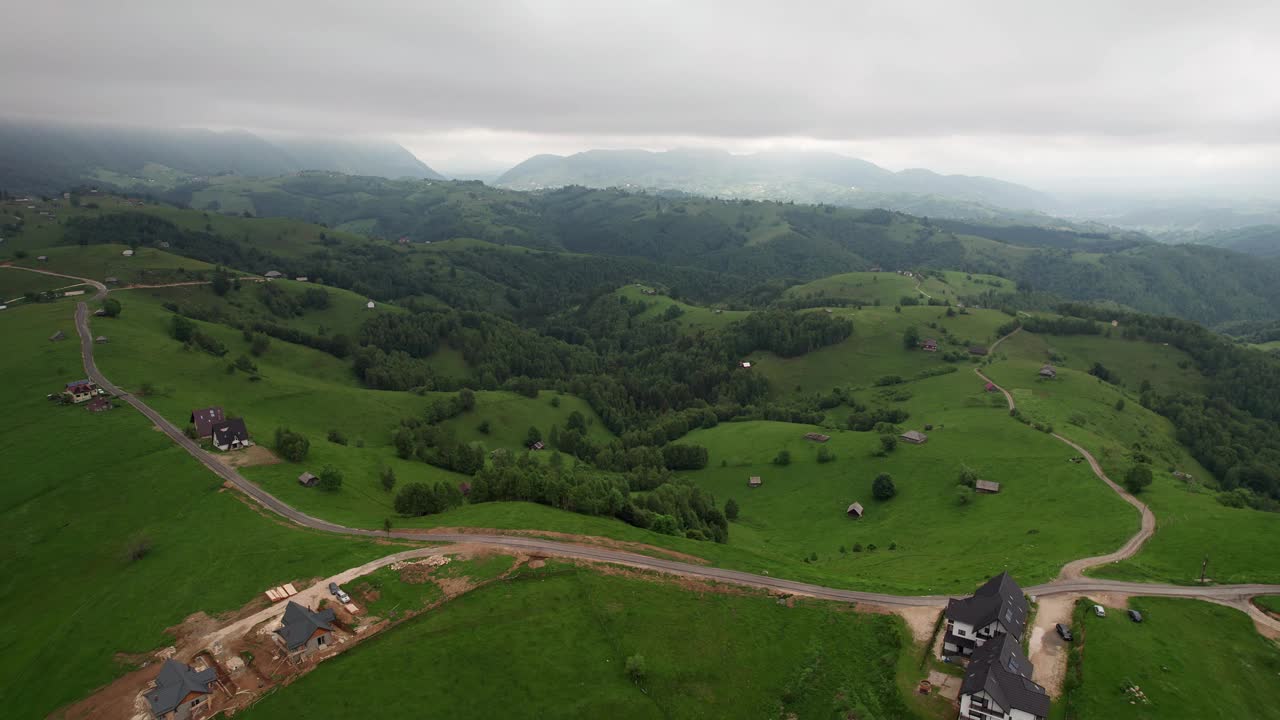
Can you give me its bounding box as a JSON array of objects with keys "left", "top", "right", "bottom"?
[
  {"left": 328, "top": 582, "right": 340, "bottom": 596},
  {"left": 1055, "top": 623, "right": 1074, "bottom": 641},
  {"left": 1128, "top": 609, "right": 1143, "bottom": 623}
]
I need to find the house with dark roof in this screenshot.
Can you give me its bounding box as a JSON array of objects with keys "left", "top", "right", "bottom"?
[
  {"left": 274, "top": 601, "right": 337, "bottom": 658},
  {"left": 211, "top": 418, "right": 251, "bottom": 451},
  {"left": 298, "top": 472, "right": 318, "bottom": 487},
  {"left": 943, "top": 572, "right": 1028, "bottom": 658},
  {"left": 189, "top": 407, "right": 225, "bottom": 438},
  {"left": 958, "top": 634, "right": 1050, "bottom": 720},
  {"left": 969, "top": 346, "right": 989, "bottom": 356},
  {"left": 63, "top": 380, "right": 98, "bottom": 403},
  {"left": 145, "top": 659, "right": 216, "bottom": 720}
]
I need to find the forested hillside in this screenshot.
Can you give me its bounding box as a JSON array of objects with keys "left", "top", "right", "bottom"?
[{"left": 143, "top": 174, "right": 1280, "bottom": 327}]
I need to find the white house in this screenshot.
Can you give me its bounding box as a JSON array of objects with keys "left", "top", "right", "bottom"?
[
  {"left": 943, "top": 572, "right": 1028, "bottom": 657},
  {"left": 958, "top": 634, "right": 1050, "bottom": 720},
  {"left": 122, "top": 249, "right": 135, "bottom": 257},
  {"left": 366, "top": 300, "right": 375, "bottom": 309}
]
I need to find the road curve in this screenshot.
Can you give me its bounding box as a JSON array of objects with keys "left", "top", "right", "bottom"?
[{"left": 8, "top": 264, "right": 1271, "bottom": 609}]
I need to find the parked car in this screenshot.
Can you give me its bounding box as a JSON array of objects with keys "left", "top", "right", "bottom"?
[
  {"left": 1092, "top": 604, "right": 1106, "bottom": 617},
  {"left": 336, "top": 589, "right": 351, "bottom": 604},
  {"left": 1128, "top": 609, "right": 1143, "bottom": 623},
  {"left": 328, "top": 582, "right": 340, "bottom": 596},
  {"left": 1055, "top": 623, "right": 1074, "bottom": 641}
]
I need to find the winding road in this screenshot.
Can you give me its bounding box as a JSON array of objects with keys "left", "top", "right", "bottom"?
[{"left": 8, "top": 264, "right": 1279, "bottom": 614}]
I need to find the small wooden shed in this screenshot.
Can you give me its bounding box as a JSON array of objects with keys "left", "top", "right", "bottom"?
[
  {"left": 975, "top": 479, "right": 1001, "bottom": 494},
  {"left": 900, "top": 430, "right": 928, "bottom": 444},
  {"left": 804, "top": 432, "right": 830, "bottom": 443},
  {"left": 298, "top": 472, "right": 318, "bottom": 487},
  {"left": 846, "top": 502, "right": 865, "bottom": 518},
  {"left": 748, "top": 476, "right": 762, "bottom": 488}
]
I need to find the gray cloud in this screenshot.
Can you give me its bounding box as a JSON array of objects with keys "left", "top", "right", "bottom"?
[{"left": 2, "top": 0, "right": 1279, "bottom": 187}]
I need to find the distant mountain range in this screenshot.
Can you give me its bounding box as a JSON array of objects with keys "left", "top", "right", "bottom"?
[
  {"left": 0, "top": 120, "right": 442, "bottom": 194},
  {"left": 495, "top": 148, "right": 1057, "bottom": 221}
]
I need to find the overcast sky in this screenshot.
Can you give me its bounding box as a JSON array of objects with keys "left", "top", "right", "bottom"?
[{"left": 2, "top": 0, "right": 1279, "bottom": 190}]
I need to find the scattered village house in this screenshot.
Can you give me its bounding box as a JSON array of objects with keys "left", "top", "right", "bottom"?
[
  {"left": 211, "top": 418, "right": 252, "bottom": 451},
  {"left": 49, "top": 330, "right": 66, "bottom": 341},
  {"left": 95, "top": 335, "right": 109, "bottom": 344},
  {"left": 275, "top": 601, "right": 337, "bottom": 659},
  {"left": 263, "top": 270, "right": 283, "bottom": 279},
  {"left": 846, "top": 502, "right": 864, "bottom": 518},
  {"left": 921, "top": 338, "right": 938, "bottom": 352},
  {"left": 1039, "top": 364, "right": 1057, "bottom": 379},
  {"left": 63, "top": 380, "right": 99, "bottom": 403},
  {"left": 145, "top": 658, "right": 217, "bottom": 720},
  {"left": 803, "top": 432, "right": 830, "bottom": 442},
  {"left": 969, "top": 345, "right": 989, "bottom": 356},
  {"left": 298, "top": 472, "right": 318, "bottom": 487},
  {"left": 122, "top": 249, "right": 134, "bottom": 257},
  {"left": 975, "top": 479, "right": 1001, "bottom": 494},
  {"left": 748, "top": 475, "right": 762, "bottom": 488},
  {"left": 900, "top": 430, "right": 928, "bottom": 444},
  {"left": 366, "top": 300, "right": 376, "bottom": 309},
  {"left": 189, "top": 407, "right": 225, "bottom": 438},
  {"left": 943, "top": 571, "right": 1028, "bottom": 658},
  {"left": 959, "top": 633, "right": 1050, "bottom": 720}
]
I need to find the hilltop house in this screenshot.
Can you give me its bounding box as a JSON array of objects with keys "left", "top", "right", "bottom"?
[
  {"left": 63, "top": 380, "right": 99, "bottom": 403},
  {"left": 900, "top": 430, "right": 928, "bottom": 444},
  {"left": 211, "top": 418, "right": 251, "bottom": 451},
  {"left": 943, "top": 572, "right": 1028, "bottom": 658},
  {"left": 959, "top": 634, "right": 1050, "bottom": 720},
  {"left": 189, "top": 407, "right": 225, "bottom": 438},
  {"left": 145, "top": 659, "right": 217, "bottom": 720},
  {"left": 921, "top": 338, "right": 938, "bottom": 352},
  {"left": 846, "top": 502, "right": 864, "bottom": 518},
  {"left": 274, "top": 601, "right": 336, "bottom": 658},
  {"left": 1039, "top": 365, "right": 1057, "bottom": 379}
]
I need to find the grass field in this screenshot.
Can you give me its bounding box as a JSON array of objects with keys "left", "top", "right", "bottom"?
[
  {"left": 987, "top": 330, "right": 1280, "bottom": 585},
  {"left": 0, "top": 302, "right": 395, "bottom": 717},
  {"left": 785, "top": 271, "right": 921, "bottom": 305},
  {"left": 240, "top": 562, "right": 922, "bottom": 720},
  {"left": 0, "top": 266, "right": 86, "bottom": 302},
  {"left": 1256, "top": 596, "right": 1280, "bottom": 614},
  {"left": 1066, "top": 597, "right": 1280, "bottom": 719},
  {"left": 615, "top": 284, "right": 751, "bottom": 330},
  {"left": 754, "top": 304, "right": 1008, "bottom": 396},
  {"left": 11, "top": 242, "right": 225, "bottom": 285}
]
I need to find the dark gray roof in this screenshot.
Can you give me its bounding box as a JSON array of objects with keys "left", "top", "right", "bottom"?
[
  {"left": 276, "top": 601, "right": 336, "bottom": 650},
  {"left": 211, "top": 417, "right": 249, "bottom": 446},
  {"left": 945, "top": 571, "right": 1028, "bottom": 639},
  {"left": 146, "top": 659, "right": 215, "bottom": 716},
  {"left": 190, "top": 407, "right": 225, "bottom": 437},
  {"left": 961, "top": 634, "right": 1050, "bottom": 718}
]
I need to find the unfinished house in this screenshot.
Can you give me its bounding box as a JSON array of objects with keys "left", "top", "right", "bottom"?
[
  {"left": 274, "top": 601, "right": 337, "bottom": 659},
  {"left": 145, "top": 659, "right": 216, "bottom": 720}
]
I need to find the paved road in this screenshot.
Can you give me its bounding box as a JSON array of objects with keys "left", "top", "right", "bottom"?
[{"left": 9, "top": 265, "right": 1271, "bottom": 609}]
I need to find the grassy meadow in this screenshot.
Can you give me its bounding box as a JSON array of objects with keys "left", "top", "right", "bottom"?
[
  {"left": 0, "top": 302, "right": 396, "bottom": 717},
  {"left": 987, "top": 330, "right": 1280, "bottom": 585},
  {"left": 241, "top": 562, "right": 922, "bottom": 720},
  {"left": 1064, "top": 597, "right": 1280, "bottom": 720}
]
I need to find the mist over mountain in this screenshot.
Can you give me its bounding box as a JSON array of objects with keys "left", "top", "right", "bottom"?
[
  {"left": 0, "top": 120, "right": 442, "bottom": 194},
  {"left": 495, "top": 148, "right": 1055, "bottom": 221}
]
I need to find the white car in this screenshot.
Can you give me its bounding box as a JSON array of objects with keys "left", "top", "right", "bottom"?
[{"left": 1092, "top": 604, "right": 1106, "bottom": 617}]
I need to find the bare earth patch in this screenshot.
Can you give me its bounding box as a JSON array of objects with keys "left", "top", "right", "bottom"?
[
  {"left": 1028, "top": 595, "right": 1082, "bottom": 697},
  {"left": 210, "top": 444, "right": 281, "bottom": 468},
  {"left": 893, "top": 605, "right": 943, "bottom": 646},
  {"left": 419, "top": 526, "right": 709, "bottom": 564}
]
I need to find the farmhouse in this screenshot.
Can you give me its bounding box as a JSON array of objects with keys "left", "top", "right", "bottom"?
[
  {"left": 748, "top": 475, "right": 762, "bottom": 488},
  {"left": 975, "top": 479, "right": 1001, "bottom": 494},
  {"left": 211, "top": 418, "right": 252, "bottom": 451},
  {"left": 145, "top": 659, "right": 216, "bottom": 720},
  {"left": 366, "top": 300, "right": 376, "bottom": 309},
  {"left": 529, "top": 441, "right": 545, "bottom": 450},
  {"left": 900, "top": 430, "right": 928, "bottom": 444},
  {"left": 63, "top": 380, "right": 98, "bottom": 404},
  {"left": 189, "top": 407, "right": 225, "bottom": 438},
  {"left": 921, "top": 338, "right": 938, "bottom": 352},
  {"left": 943, "top": 572, "right": 1028, "bottom": 658},
  {"left": 846, "top": 502, "right": 864, "bottom": 518},
  {"left": 804, "top": 432, "right": 830, "bottom": 443},
  {"left": 958, "top": 634, "right": 1050, "bottom": 720},
  {"left": 1039, "top": 365, "right": 1057, "bottom": 378},
  {"left": 739, "top": 361, "right": 752, "bottom": 368},
  {"left": 274, "top": 601, "right": 336, "bottom": 658},
  {"left": 49, "top": 330, "right": 66, "bottom": 341},
  {"left": 263, "top": 270, "right": 283, "bottom": 279},
  {"left": 969, "top": 346, "right": 989, "bottom": 356}
]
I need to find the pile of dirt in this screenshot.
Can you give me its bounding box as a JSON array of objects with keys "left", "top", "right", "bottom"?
[{"left": 391, "top": 555, "right": 451, "bottom": 584}]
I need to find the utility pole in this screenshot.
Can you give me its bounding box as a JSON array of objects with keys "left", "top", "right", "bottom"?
[{"left": 1200, "top": 555, "right": 1209, "bottom": 584}]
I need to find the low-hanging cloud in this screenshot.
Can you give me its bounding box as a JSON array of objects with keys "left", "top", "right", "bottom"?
[{"left": 2, "top": 0, "right": 1279, "bottom": 187}]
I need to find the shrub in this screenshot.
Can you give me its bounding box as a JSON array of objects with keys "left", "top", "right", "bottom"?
[
  {"left": 816, "top": 446, "right": 835, "bottom": 464},
  {"left": 274, "top": 427, "right": 310, "bottom": 462},
  {"left": 773, "top": 449, "right": 792, "bottom": 466},
  {"left": 317, "top": 465, "right": 343, "bottom": 492},
  {"left": 123, "top": 536, "right": 152, "bottom": 562},
  {"left": 101, "top": 298, "right": 122, "bottom": 317},
  {"left": 879, "top": 434, "right": 898, "bottom": 454},
  {"left": 327, "top": 429, "right": 348, "bottom": 445},
  {"left": 477, "top": 419, "right": 492, "bottom": 435},
  {"left": 380, "top": 466, "right": 396, "bottom": 492},
  {"left": 957, "top": 465, "right": 979, "bottom": 488},
  {"left": 625, "top": 654, "right": 647, "bottom": 683},
  {"left": 852, "top": 543, "right": 863, "bottom": 552},
  {"left": 872, "top": 473, "right": 896, "bottom": 500},
  {"left": 724, "top": 498, "right": 740, "bottom": 520},
  {"left": 1124, "top": 464, "right": 1153, "bottom": 494}
]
